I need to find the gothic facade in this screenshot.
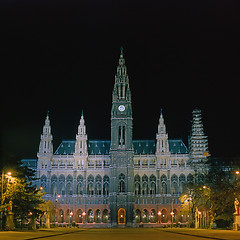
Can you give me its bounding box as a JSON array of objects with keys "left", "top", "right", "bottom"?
[{"left": 22, "top": 48, "right": 210, "bottom": 227}]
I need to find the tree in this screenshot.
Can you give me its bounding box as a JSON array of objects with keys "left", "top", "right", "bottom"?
[
  {"left": 0, "top": 164, "right": 45, "bottom": 229},
  {"left": 206, "top": 162, "right": 240, "bottom": 228},
  {"left": 179, "top": 181, "right": 211, "bottom": 228}
]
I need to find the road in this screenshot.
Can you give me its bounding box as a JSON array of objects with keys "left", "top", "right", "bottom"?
[{"left": 1, "top": 228, "right": 240, "bottom": 240}]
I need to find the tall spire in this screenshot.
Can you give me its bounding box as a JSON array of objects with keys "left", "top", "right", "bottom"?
[
  {"left": 113, "top": 47, "right": 131, "bottom": 102},
  {"left": 156, "top": 109, "right": 169, "bottom": 153},
  {"left": 120, "top": 46, "right": 123, "bottom": 58},
  {"left": 75, "top": 111, "right": 88, "bottom": 155},
  {"left": 190, "top": 109, "right": 210, "bottom": 163},
  {"left": 38, "top": 112, "right": 53, "bottom": 154}
]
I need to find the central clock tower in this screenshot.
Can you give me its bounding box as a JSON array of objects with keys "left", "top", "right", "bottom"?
[{"left": 109, "top": 47, "right": 135, "bottom": 227}]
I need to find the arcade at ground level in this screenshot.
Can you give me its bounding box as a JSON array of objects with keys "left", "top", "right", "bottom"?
[{"left": 51, "top": 206, "right": 204, "bottom": 227}]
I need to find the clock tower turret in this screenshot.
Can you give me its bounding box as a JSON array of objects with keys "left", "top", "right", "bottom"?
[
  {"left": 111, "top": 47, "right": 133, "bottom": 150},
  {"left": 109, "top": 47, "right": 135, "bottom": 227}
]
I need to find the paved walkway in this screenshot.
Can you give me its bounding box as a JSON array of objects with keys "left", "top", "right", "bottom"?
[
  {"left": 159, "top": 228, "right": 240, "bottom": 240},
  {"left": 0, "top": 228, "right": 240, "bottom": 240}
]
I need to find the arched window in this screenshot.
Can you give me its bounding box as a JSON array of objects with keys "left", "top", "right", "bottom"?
[
  {"left": 77, "top": 209, "right": 83, "bottom": 223},
  {"left": 103, "top": 175, "right": 110, "bottom": 196},
  {"left": 87, "top": 175, "right": 94, "bottom": 195},
  {"left": 150, "top": 209, "right": 156, "bottom": 223},
  {"left": 66, "top": 182, "right": 73, "bottom": 195},
  {"left": 171, "top": 174, "right": 178, "bottom": 195},
  {"left": 51, "top": 182, "right": 57, "bottom": 195},
  {"left": 95, "top": 175, "right": 102, "bottom": 196},
  {"left": 118, "top": 125, "right": 126, "bottom": 146},
  {"left": 87, "top": 209, "right": 94, "bottom": 223},
  {"left": 95, "top": 209, "right": 101, "bottom": 223},
  {"left": 59, "top": 174, "right": 65, "bottom": 195},
  {"left": 161, "top": 174, "right": 167, "bottom": 182},
  {"left": 142, "top": 209, "right": 149, "bottom": 223},
  {"left": 187, "top": 173, "right": 194, "bottom": 183},
  {"left": 142, "top": 175, "right": 148, "bottom": 195},
  {"left": 119, "top": 173, "right": 125, "bottom": 193},
  {"left": 77, "top": 174, "right": 84, "bottom": 195},
  {"left": 77, "top": 182, "right": 83, "bottom": 195},
  {"left": 135, "top": 182, "right": 141, "bottom": 195},
  {"left": 161, "top": 209, "right": 168, "bottom": 223},
  {"left": 162, "top": 182, "right": 167, "bottom": 194},
  {"left": 135, "top": 209, "right": 141, "bottom": 223},
  {"left": 40, "top": 175, "right": 47, "bottom": 191},
  {"left": 77, "top": 174, "right": 83, "bottom": 182},
  {"left": 59, "top": 209, "right": 64, "bottom": 223},
  {"left": 173, "top": 209, "right": 178, "bottom": 223},
  {"left": 51, "top": 175, "right": 57, "bottom": 182},
  {"left": 102, "top": 209, "right": 108, "bottom": 223},
  {"left": 179, "top": 174, "right": 186, "bottom": 194},
  {"left": 149, "top": 175, "right": 156, "bottom": 195},
  {"left": 171, "top": 174, "right": 178, "bottom": 183},
  {"left": 171, "top": 182, "right": 178, "bottom": 194},
  {"left": 103, "top": 182, "right": 109, "bottom": 196},
  {"left": 161, "top": 174, "right": 167, "bottom": 194},
  {"left": 134, "top": 175, "right": 141, "bottom": 195},
  {"left": 66, "top": 174, "right": 73, "bottom": 195}
]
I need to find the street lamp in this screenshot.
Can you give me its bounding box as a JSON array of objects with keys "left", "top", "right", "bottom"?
[
  {"left": 82, "top": 211, "right": 86, "bottom": 224},
  {"left": 157, "top": 211, "right": 162, "bottom": 224},
  {"left": 170, "top": 211, "right": 174, "bottom": 227},
  {"left": 0, "top": 171, "right": 12, "bottom": 230}
]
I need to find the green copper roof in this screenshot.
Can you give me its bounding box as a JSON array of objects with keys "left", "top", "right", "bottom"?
[
  {"left": 169, "top": 139, "right": 189, "bottom": 154},
  {"left": 54, "top": 139, "right": 188, "bottom": 155},
  {"left": 133, "top": 140, "right": 156, "bottom": 155}
]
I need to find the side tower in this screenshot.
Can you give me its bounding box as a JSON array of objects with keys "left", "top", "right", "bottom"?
[
  {"left": 74, "top": 111, "right": 88, "bottom": 169},
  {"left": 109, "top": 47, "right": 135, "bottom": 227},
  {"left": 189, "top": 109, "right": 210, "bottom": 170},
  {"left": 155, "top": 109, "right": 171, "bottom": 193},
  {"left": 37, "top": 112, "right": 53, "bottom": 189}
]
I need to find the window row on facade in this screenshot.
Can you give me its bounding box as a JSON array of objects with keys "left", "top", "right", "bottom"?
[{"left": 40, "top": 172, "right": 204, "bottom": 196}]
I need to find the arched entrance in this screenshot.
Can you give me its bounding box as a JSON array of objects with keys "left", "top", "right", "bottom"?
[{"left": 118, "top": 208, "right": 126, "bottom": 224}]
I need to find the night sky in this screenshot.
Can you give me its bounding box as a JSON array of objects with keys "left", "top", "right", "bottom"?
[{"left": 1, "top": 1, "right": 240, "bottom": 166}]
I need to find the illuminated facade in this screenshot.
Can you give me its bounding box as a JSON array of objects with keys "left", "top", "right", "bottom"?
[{"left": 24, "top": 48, "right": 210, "bottom": 227}]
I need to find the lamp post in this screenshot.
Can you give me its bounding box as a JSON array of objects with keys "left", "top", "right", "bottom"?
[
  {"left": 82, "top": 211, "right": 86, "bottom": 225},
  {"left": 157, "top": 211, "right": 162, "bottom": 224},
  {"left": 6, "top": 172, "right": 14, "bottom": 230},
  {"left": 0, "top": 171, "right": 12, "bottom": 230}
]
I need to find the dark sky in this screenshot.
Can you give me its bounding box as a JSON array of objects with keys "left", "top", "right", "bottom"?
[{"left": 1, "top": 0, "right": 240, "bottom": 164}]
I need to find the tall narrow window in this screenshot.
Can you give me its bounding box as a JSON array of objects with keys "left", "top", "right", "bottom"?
[
  {"left": 118, "top": 126, "right": 121, "bottom": 145},
  {"left": 119, "top": 173, "right": 125, "bottom": 193},
  {"left": 122, "top": 126, "right": 125, "bottom": 145}
]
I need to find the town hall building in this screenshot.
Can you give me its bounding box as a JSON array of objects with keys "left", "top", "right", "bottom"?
[{"left": 22, "top": 48, "right": 210, "bottom": 227}]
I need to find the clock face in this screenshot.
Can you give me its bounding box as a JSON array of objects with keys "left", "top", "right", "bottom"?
[{"left": 118, "top": 105, "right": 125, "bottom": 112}]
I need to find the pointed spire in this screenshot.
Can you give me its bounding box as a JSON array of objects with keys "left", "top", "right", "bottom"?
[
  {"left": 160, "top": 108, "right": 163, "bottom": 118},
  {"left": 156, "top": 109, "right": 169, "bottom": 154},
  {"left": 120, "top": 46, "right": 124, "bottom": 58},
  {"left": 75, "top": 111, "right": 88, "bottom": 155},
  {"left": 118, "top": 46, "right": 125, "bottom": 66},
  {"left": 113, "top": 47, "right": 131, "bottom": 101},
  {"left": 45, "top": 111, "right": 50, "bottom": 126},
  {"left": 158, "top": 109, "right": 166, "bottom": 134},
  {"left": 38, "top": 113, "right": 53, "bottom": 154}
]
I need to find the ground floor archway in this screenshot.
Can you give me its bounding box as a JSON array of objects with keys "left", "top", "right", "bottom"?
[{"left": 118, "top": 208, "right": 126, "bottom": 225}]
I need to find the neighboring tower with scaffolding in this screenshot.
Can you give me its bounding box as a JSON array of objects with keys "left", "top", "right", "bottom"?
[{"left": 189, "top": 109, "right": 210, "bottom": 164}]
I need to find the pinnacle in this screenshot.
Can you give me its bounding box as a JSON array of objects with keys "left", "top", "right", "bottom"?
[{"left": 120, "top": 46, "right": 124, "bottom": 58}]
